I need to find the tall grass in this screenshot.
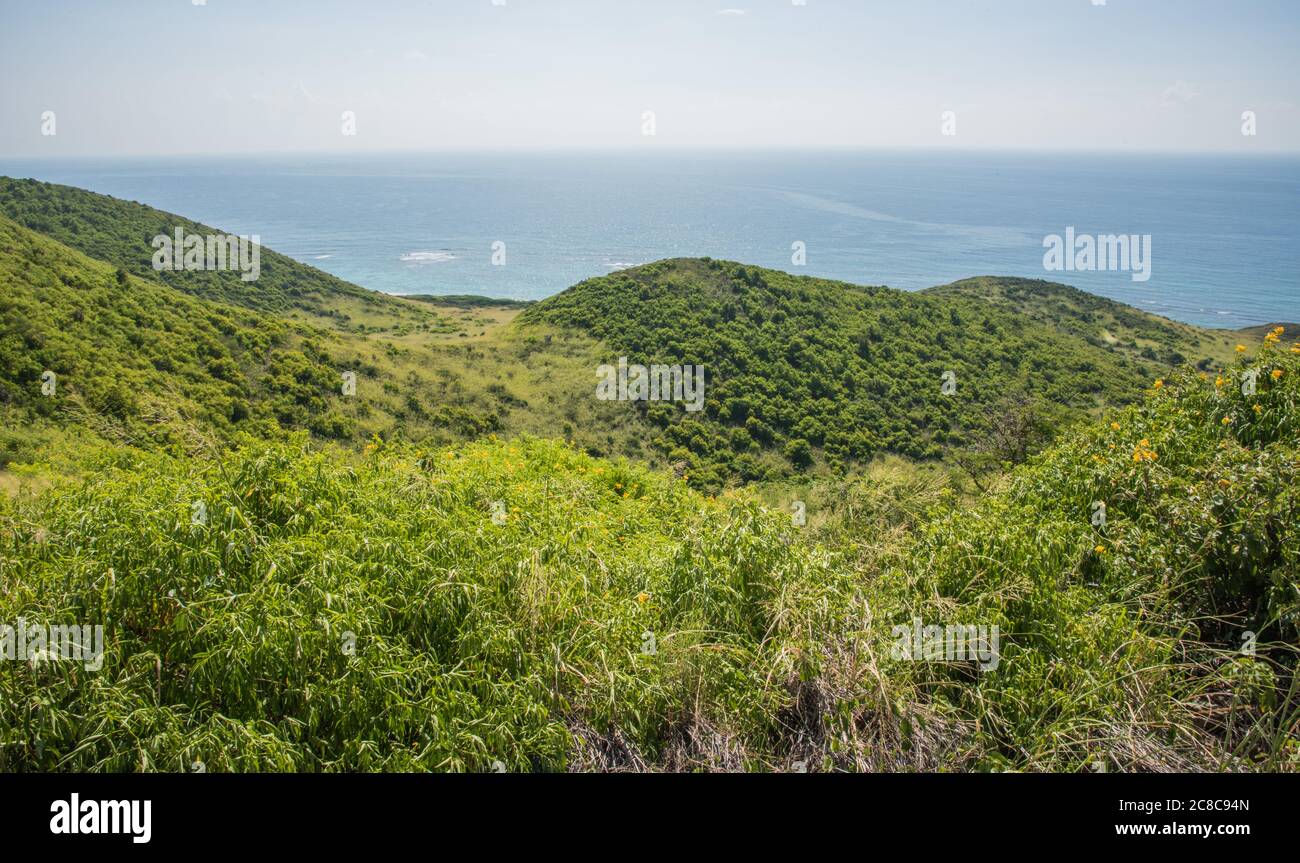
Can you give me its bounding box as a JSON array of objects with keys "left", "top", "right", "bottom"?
[{"left": 2, "top": 339, "right": 1297, "bottom": 772}]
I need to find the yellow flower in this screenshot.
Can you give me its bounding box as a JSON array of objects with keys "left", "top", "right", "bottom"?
[
  {"left": 1131, "top": 441, "right": 1158, "bottom": 462},
  {"left": 1221, "top": 416, "right": 1233, "bottom": 425},
  {"left": 1153, "top": 379, "right": 1164, "bottom": 389},
  {"left": 635, "top": 592, "right": 649, "bottom": 604},
  {"left": 1110, "top": 422, "right": 1120, "bottom": 431},
  {"left": 1095, "top": 544, "right": 1106, "bottom": 554},
  {"left": 1235, "top": 344, "right": 1247, "bottom": 353},
  {"left": 1215, "top": 376, "right": 1225, "bottom": 388},
  {"left": 1271, "top": 369, "right": 1283, "bottom": 380},
  {"left": 1253, "top": 404, "right": 1263, "bottom": 414},
  {"left": 1218, "top": 479, "right": 1231, "bottom": 489}
]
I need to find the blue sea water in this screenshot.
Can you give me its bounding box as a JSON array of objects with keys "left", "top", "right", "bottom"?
[{"left": 1, "top": 150, "right": 1297, "bottom": 329}]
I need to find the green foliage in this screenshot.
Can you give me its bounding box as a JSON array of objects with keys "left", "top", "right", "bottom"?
[
  {"left": 525, "top": 259, "right": 1196, "bottom": 487},
  {"left": 3, "top": 341, "right": 1297, "bottom": 772},
  {"left": 881, "top": 334, "right": 1300, "bottom": 770},
  {"left": 0, "top": 436, "right": 843, "bottom": 771},
  {"left": 0, "top": 177, "right": 377, "bottom": 316},
  {"left": 1, "top": 183, "right": 1294, "bottom": 772},
  {"left": 0, "top": 216, "right": 348, "bottom": 451}
]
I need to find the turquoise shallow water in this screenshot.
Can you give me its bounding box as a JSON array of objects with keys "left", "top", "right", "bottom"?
[{"left": 2, "top": 150, "right": 1297, "bottom": 328}]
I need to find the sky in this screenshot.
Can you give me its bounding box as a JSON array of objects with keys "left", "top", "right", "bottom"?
[{"left": 1, "top": 0, "right": 1298, "bottom": 156}]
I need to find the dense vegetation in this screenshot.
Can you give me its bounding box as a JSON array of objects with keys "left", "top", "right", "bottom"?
[
  {"left": 1, "top": 339, "right": 1295, "bottom": 771},
  {"left": 0, "top": 213, "right": 571, "bottom": 469},
  {"left": 1, "top": 181, "right": 1293, "bottom": 772},
  {"left": 0, "top": 215, "right": 387, "bottom": 463},
  {"left": 0, "top": 178, "right": 384, "bottom": 317},
  {"left": 526, "top": 259, "right": 1240, "bottom": 488},
  {"left": 0, "top": 180, "right": 1259, "bottom": 490}
]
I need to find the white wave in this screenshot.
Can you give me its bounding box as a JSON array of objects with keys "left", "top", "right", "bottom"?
[{"left": 400, "top": 251, "right": 456, "bottom": 264}]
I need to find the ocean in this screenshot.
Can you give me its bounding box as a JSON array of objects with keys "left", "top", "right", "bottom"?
[{"left": 2, "top": 150, "right": 1296, "bottom": 329}]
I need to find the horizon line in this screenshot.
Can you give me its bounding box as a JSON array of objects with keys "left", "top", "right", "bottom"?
[{"left": 4, "top": 144, "right": 1300, "bottom": 162}]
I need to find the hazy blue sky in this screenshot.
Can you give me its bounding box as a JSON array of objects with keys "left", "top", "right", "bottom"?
[{"left": 2, "top": 0, "right": 1297, "bottom": 156}]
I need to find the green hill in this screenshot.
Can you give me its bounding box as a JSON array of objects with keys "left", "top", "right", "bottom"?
[
  {"left": 524, "top": 259, "right": 1248, "bottom": 488},
  {"left": 0, "top": 214, "right": 538, "bottom": 468},
  {"left": 0, "top": 214, "right": 344, "bottom": 453},
  {"left": 0, "top": 207, "right": 670, "bottom": 485},
  {"left": 2, "top": 181, "right": 1272, "bottom": 493},
  {"left": 0, "top": 177, "right": 450, "bottom": 335},
  {"left": 926, "top": 275, "right": 1250, "bottom": 369}
]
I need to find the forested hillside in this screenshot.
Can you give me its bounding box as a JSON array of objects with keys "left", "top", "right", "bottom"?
[
  {"left": 0, "top": 215, "right": 543, "bottom": 468},
  {"left": 525, "top": 259, "right": 1250, "bottom": 487},
  {"left": 0, "top": 177, "right": 434, "bottom": 326},
  {"left": 3, "top": 180, "right": 1270, "bottom": 492}
]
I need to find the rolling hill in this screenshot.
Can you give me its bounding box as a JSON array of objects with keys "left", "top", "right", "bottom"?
[
  {"left": 0, "top": 178, "right": 1281, "bottom": 494},
  {"left": 524, "top": 258, "right": 1256, "bottom": 487}
]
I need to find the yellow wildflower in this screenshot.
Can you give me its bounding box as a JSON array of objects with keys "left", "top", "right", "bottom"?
[
  {"left": 1235, "top": 344, "right": 1247, "bottom": 353},
  {"left": 636, "top": 592, "right": 649, "bottom": 604},
  {"left": 1095, "top": 545, "right": 1106, "bottom": 554},
  {"left": 1131, "top": 439, "right": 1158, "bottom": 463},
  {"left": 1271, "top": 369, "right": 1283, "bottom": 380}
]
